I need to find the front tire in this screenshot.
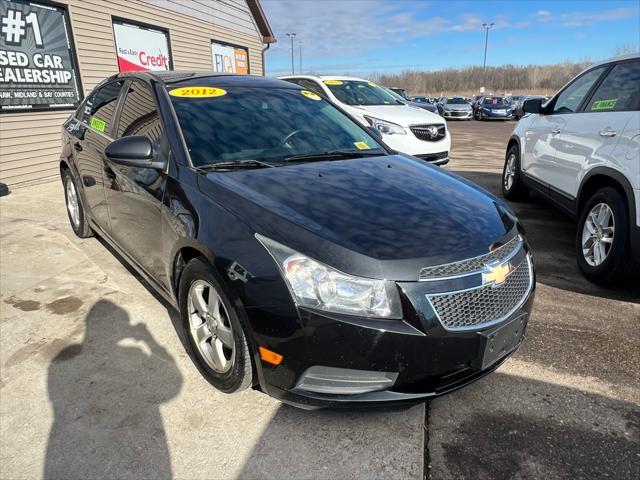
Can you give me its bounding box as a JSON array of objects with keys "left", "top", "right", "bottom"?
[
  {"left": 178, "top": 257, "right": 253, "bottom": 393},
  {"left": 502, "top": 145, "right": 529, "bottom": 201},
  {"left": 576, "top": 187, "right": 635, "bottom": 284},
  {"left": 62, "top": 168, "right": 92, "bottom": 238}
]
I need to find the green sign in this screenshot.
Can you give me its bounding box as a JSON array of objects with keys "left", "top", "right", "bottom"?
[
  {"left": 591, "top": 99, "right": 617, "bottom": 111},
  {"left": 89, "top": 116, "right": 106, "bottom": 132}
]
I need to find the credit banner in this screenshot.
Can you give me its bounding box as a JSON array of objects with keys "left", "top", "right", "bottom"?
[
  {"left": 113, "top": 21, "right": 171, "bottom": 72},
  {"left": 0, "top": 0, "right": 82, "bottom": 112},
  {"left": 211, "top": 41, "right": 249, "bottom": 74}
]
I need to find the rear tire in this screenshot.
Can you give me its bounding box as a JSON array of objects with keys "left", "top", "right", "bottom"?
[
  {"left": 576, "top": 187, "right": 637, "bottom": 284},
  {"left": 62, "top": 168, "right": 92, "bottom": 238},
  {"left": 501, "top": 145, "right": 529, "bottom": 201},
  {"left": 178, "top": 257, "right": 253, "bottom": 393}
]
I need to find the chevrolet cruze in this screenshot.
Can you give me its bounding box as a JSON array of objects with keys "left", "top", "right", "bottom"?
[{"left": 60, "top": 72, "right": 535, "bottom": 409}]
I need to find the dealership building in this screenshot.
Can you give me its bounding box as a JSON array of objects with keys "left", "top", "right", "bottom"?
[{"left": 0, "top": 0, "right": 275, "bottom": 186}]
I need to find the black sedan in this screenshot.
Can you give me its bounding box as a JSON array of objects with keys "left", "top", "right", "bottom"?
[{"left": 60, "top": 72, "right": 535, "bottom": 409}]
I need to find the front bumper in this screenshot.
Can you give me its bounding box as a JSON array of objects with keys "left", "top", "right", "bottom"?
[
  {"left": 251, "top": 260, "right": 536, "bottom": 409},
  {"left": 442, "top": 110, "right": 473, "bottom": 119},
  {"left": 479, "top": 109, "right": 514, "bottom": 119},
  {"left": 381, "top": 128, "right": 451, "bottom": 158}
]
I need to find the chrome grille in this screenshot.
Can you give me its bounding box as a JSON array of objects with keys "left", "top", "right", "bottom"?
[
  {"left": 410, "top": 124, "right": 446, "bottom": 142},
  {"left": 420, "top": 235, "right": 522, "bottom": 280},
  {"left": 426, "top": 255, "right": 533, "bottom": 331}
]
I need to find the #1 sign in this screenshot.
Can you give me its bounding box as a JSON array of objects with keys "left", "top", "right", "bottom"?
[{"left": 0, "top": 0, "right": 82, "bottom": 111}]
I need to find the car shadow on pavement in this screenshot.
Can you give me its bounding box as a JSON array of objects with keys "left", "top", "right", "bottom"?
[
  {"left": 44, "top": 299, "right": 182, "bottom": 480},
  {"left": 453, "top": 170, "right": 639, "bottom": 302},
  {"left": 428, "top": 371, "right": 640, "bottom": 480}
]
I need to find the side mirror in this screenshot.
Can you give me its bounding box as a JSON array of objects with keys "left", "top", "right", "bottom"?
[
  {"left": 367, "top": 126, "right": 383, "bottom": 141},
  {"left": 104, "top": 136, "right": 165, "bottom": 170},
  {"left": 523, "top": 98, "right": 544, "bottom": 115}
]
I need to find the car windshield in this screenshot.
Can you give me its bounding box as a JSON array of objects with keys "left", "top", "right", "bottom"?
[
  {"left": 382, "top": 87, "right": 407, "bottom": 103},
  {"left": 446, "top": 97, "right": 468, "bottom": 105},
  {"left": 483, "top": 97, "right": 507, "bottom": 105},
  {"left": 168, "top": 86, "right": 385, "bottom": 167},
  {"left": 324, "top": 80, "right": 401, "bottom": 106}
]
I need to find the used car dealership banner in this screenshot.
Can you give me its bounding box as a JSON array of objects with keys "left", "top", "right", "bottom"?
[
  {"left": 113, "top": 20, "right": 171, "bottom": 72},
  {"left": 0, "top": 0, "right": 82, "bottom": 111}
]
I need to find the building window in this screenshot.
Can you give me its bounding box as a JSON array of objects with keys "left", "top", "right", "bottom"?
[
  {"left": 211, "top": 40, "right": 249, "bottom": 74},
  {"left": 0, "top": 0, "right": 82, "bottom": 112},
  {"left": 112, "top": 19, "right": 171, "bottom": 72}
]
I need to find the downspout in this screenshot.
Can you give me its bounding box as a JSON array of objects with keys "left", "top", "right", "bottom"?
[{"left": 262, "top": 42, "right": 270, "bottom": 76}]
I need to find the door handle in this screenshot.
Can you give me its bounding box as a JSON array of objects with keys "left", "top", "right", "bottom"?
[
  {"left": 598, "top": 129, "right": 617, "bottom": 137},
  {"left": 551, "top": 128, "right": 561, "bottom": 135},
  {"left": 73, "top": 142, "right": 83, "bottom": 152}
]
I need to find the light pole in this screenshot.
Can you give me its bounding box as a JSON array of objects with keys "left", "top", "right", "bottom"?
[
  {"left": 286, "top": 32, "right": 296, "bottom": 74},
  {"left": 482, "top": 23, "right": 494, "bottom": 71},
  {"left": 298, "top": 40, "right": 303, "bottom": 73}
]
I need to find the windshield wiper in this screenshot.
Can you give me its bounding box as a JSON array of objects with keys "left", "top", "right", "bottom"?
[
  {"left": 198, "top": 159, "right": 276, "bottom": 170},
  {"left": 284, "top": 149, "right": 385, "bottom": 163}
]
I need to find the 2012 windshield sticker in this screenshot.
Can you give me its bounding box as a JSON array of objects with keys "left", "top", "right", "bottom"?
[
  {"left": 169, "top": 87, "right": 227, "bottom": 98},
  {"left": 300, "top": 90, "right": 321, "bottom": 100},
  {"left": 90, "top": 116, "right": 106, "bottom": 132},
  {"left": 354, "top": 141, "right": 370, "bottom": 150},
  {"left": 591, "top": 99, "right": 617, "bottom": 110}
]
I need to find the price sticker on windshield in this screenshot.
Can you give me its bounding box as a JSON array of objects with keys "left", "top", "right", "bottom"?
[
  {"left": 323, "top": 80, "right": 343, "bottom": 85},
  {"left": 169, "top": 87, "right": 227, "bottom": 98},
  {"left": 300, "top": 90, "right": 321, "bottom": 100},
  {"left": 368, "top": 81, "right": 378, "bottom": 87},
  {"left": 354, "top": 141, "right": 371, "bottom": 150}
]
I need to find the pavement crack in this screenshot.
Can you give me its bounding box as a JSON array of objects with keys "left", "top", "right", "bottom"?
[{"left": 424, "top": 400, "right": 431, "bottom": 480}]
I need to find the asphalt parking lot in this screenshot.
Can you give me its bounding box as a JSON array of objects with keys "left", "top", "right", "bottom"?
[{"left": 1, "top": 119, "right": 638, "bottom": 480}]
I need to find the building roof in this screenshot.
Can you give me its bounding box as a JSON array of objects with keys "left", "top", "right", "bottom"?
[{"left": 247, "top": 0, "right": 276, "bottom": 44}]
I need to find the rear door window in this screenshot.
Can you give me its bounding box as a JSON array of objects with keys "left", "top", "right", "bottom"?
[
  {"left": 585, "top": 60, "right": 640, "bottom": 112},
  {"left": 81, "top": 81, "right": 125, "bottom": 135}
]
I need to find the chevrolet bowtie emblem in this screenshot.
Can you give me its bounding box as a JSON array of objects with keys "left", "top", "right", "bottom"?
[{"left": 483, "top": 262, "right": 512, "bottom": 286}]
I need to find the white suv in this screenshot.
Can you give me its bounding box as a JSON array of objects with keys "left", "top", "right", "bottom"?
[
  {"left": 503, "top": 54, "right": 639, "bottom": 283},
  {"left": 280, "top": 75, "right": 451, "bottom": 165}
]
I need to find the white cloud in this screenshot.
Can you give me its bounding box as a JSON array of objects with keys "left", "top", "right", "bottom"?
[
  {"left": 533, "top": 6, "right": 639, "bottom": 27},
  {"left": 261, "top": 0, "right": 523, "bottom": 63}
]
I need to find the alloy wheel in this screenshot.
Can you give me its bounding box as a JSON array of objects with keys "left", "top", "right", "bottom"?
[
  {"left": 581, "top": 202, "right": 615, "bottom": 267},
  {"left": 66, "top": 178, "right": 80, "bottom": 228},
  {"left": 187, "top": 280, "right": 235, "bottom": 373},
  {"left": 503, "top": 153, "right": 516, "bottom": 191}
]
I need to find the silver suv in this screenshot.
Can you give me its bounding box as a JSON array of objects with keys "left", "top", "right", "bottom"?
[{"left": 503, "top": 54, "right": 639, "bottom": 283}]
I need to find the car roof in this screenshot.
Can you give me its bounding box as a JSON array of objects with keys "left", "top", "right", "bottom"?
[
  {"left": 108, "top": 71, "right": 301, "bottom": 89},
  {"left": 586, "top": 53, "right": 639, "bottom": 69}
]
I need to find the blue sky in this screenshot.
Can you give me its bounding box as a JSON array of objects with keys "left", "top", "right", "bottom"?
[{"left": 261, "top": 0, "right": 640, "bottom": 76}]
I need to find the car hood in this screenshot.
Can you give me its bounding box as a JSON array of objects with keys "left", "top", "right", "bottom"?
[
  {"left": 346, "top": 104, "right": 443, "bottom": 127},
  {"left": 197, "top": 155, "right": 516, "bottom": 281},
  {"left": 408, "top": 101, "right": 437, "bottom": 111},
  {"left": 481, "top": 103, "right": 510, "bottom": 110}
]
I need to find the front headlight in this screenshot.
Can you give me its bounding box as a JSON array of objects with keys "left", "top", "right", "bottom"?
[
  {"left": 257, "top": 235, "right": 402, "bottom": 318},
  {"left": 363, "top": 116, "right": 406, "bottom": 135}
]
